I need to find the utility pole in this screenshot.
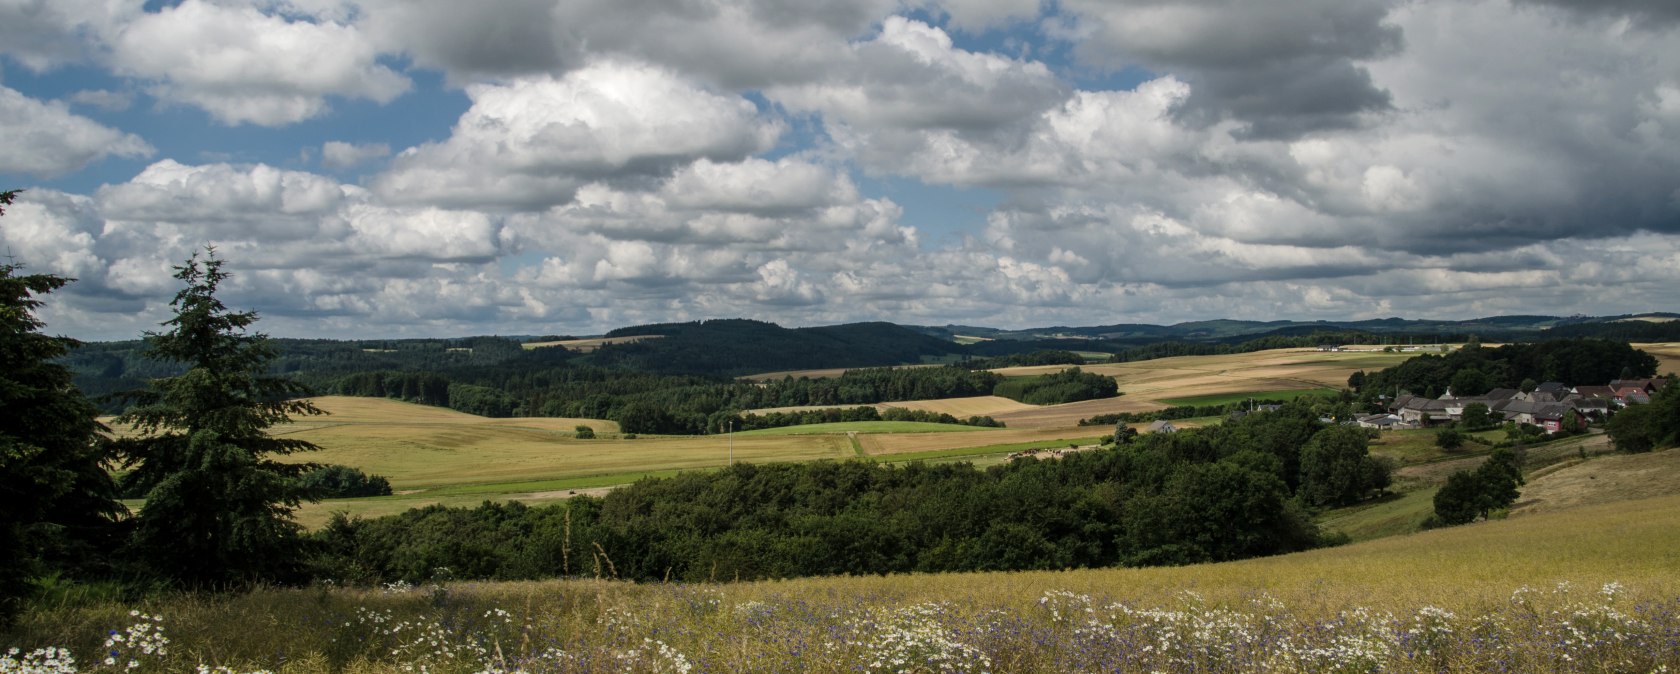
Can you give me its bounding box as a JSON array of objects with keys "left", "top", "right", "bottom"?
[{"left": 728, "top": 419, "right": 734, "bottom": 466}]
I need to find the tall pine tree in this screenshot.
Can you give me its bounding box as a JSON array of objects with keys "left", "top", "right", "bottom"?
[
  {"left": 0, "top": 189, "right": 124, "bottom": 622},
  {"left": 113, "top": 248, "right": 323, "bottom": 588}
]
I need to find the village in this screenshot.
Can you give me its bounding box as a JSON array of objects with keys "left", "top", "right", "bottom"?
[{"left": 1365, "top": 378, "right": 1668, "bottom": 433}]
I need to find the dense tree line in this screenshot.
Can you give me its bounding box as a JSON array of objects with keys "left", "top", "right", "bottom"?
[
  {"left": 992, "top": 368, "right": 1119, "bottom": 405},
  {"left": 730, "top": 407, "right": 1002, "bottom": 431},
  {"left": 961, "top": 350, "right": 1089, "bottom": 369},
  {"left": 1544, "top": 319, "right": 1680, "bottom": 342},
  {"left": 308, "top": 401, "right": 1383, "bottom": 583},
  {"left": 336, "top": 371, "right": 452, "bottom": 406},
  {"left": 593, "top": 319, "right": 963, "bottom": 376},
  {"left": 65, "top": 336, "right": 532, "bottom": 412},
  {"left": 1351, "top": 339, "right": 1658, "bottom": 401},
  {"left": 328, "top": 363, "right": 1006, "bottom": 434},
  {"left": 1078, "top": 398, "right": 1327, "bottom": 426}
]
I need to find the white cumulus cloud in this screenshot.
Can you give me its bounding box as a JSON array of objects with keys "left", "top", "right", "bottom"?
[
  {"left": 0, "top": 85, "right": 154, "bottom": 178},
  {"left": 375, "top": 62, "right": 783, "bottom": 210},
  {"left": 109, "top": 0, "right": 409, "bottom": 126}
]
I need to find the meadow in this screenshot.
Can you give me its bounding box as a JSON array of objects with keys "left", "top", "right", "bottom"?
[
  {"left": 1157, "top": 387, "right": 1337, "bottom": 407},
  {"left": 7, "top": 490, "right": 1680, "bottom": 673}
]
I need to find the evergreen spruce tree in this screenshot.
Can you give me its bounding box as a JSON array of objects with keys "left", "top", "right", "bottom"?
[
  {"left": 0, "top": 189, "right": 124, "bottom": 623},
  {"left": 113, "top": 249, "right": 323, "bottom": 588}
]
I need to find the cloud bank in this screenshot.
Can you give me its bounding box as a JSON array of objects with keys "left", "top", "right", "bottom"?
[{"left": 0, "top": 0, "right": 1676, "bottom": 339}]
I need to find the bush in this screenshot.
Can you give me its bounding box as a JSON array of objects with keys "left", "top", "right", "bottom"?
[
  {"left": 298, "top": 465, "right": 393, "bottom": 498},
  {"left": 575, "top": 425, "right": 596, "bottom": 439},
  {"left": 1435, "top": 428, "right": 1465, "bottom": 451}
]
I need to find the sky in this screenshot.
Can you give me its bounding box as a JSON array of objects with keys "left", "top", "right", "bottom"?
[{"left": 2, "top": 0, "right": 1678, "bottom": 341}]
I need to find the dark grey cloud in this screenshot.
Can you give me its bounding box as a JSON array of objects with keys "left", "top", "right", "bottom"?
[
  {"left": 357, "top": 0, "right": 576, "bottom": 79},
  {"left": 356, "top": 0, "right": 897, "bottom": 88},
  {"left": 1514, "top": 0, "right": 1680, "bottom": 24},
  {"left": 1061, "top": 0, "right": 1402, "bottom": 137},
  {"left": 1188, "top": 57, "right": 1394, "bottom": 138}
]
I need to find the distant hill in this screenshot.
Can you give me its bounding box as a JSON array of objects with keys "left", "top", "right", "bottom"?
[
  {"left": 63, "top": 312, "right": 1678, "bottom": 411},
  {"left": 593, "top": 319, "right": 963, "bottom": 376},
  {"left": 922, "top": 312, "right": 1680, "bottom": 346}
]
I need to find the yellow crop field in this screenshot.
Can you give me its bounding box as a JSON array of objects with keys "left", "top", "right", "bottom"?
[
  {"left": 756, "top": 348, "right": 1417, "bottom": 429},
  {"left": 878, "top": 395, "right": 1037, "bottom": 417},
  {"left": 278, "top": 397, "right": 847, "bottom": 487},
  {"left": 1636, "top": 341, "right": 1680, "bottom": 376},
  {"left": 1514, "top": 446, "right": 1680, "bottom": 516}
]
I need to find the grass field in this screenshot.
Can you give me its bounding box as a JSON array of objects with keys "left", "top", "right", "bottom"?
[
  {"left": 857, "top": 428, "right": 1109, "bottom": 456},
  {"left": 1364, "top": 427, "right": 1505, "bottom": 466},
  {"left": 10, "top": 491, "right": 1680, "bottom": 673},
  {"left": 1157, "top": 387, "right": 1337, "bottom": 407},
  {"left": 732, "top": 421, "right": 995, "bottom": 436},
  {"left": 224, "top": 397, "right": 853, "bottom": 527},
  {"left": 744, "top": 396, "right": 1037, "bottom": 418}
]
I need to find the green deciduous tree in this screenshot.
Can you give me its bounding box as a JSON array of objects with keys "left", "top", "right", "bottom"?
[
  {"left": 1298, "top": 425, "right": 1390, "bottom": 507},
  {"left": 0, "top": 190, "right": 125, "bottom": 623},
  {"left": 112, "top": 249, "right": 323, "bottom": 588},
  {"left": 1461, "top": 402, "right": 1493, "bottom": 431},
  {"left": 1431, "top": 447, "right": 1524, "bottom": 526}
]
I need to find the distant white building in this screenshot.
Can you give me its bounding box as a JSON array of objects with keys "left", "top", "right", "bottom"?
[{"left": 1147, "top": 420, "right": 1177, "bottom": 434}]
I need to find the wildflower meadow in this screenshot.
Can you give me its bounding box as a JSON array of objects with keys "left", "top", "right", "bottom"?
[{"left": 4, "top": 578, "right": 1678, "bottom": 674}]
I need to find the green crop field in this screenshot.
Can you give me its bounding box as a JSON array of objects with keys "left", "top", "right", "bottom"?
[{"left": 1157, "top": 386, "right": 1337, "bottom": 407}]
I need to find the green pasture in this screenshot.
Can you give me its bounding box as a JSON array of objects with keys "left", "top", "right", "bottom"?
[
  {"left": 1157, "top": 387, "right": 1337, "bottom": 407},
  {"left": 732, "top": 421, "right": 996, "bottom": 436}
]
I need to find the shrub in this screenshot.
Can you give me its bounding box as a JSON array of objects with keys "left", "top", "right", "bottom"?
[
  {"left": 298, "top": 465, "right": 393, "bottom": 498},
  {"left": 1435, "top": 428, "right": 1464, "bottom": 451}
]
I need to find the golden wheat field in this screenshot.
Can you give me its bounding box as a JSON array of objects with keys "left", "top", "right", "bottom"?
[
  {"left": 276, "top": 397, "right": 852, "bottom": 487},
  {"left": 1514, "top": 446, "right": 1680, "bottom": 516},
  {"left": 246, "top": 397, "right": 848, "bottom": 527},
  {"left": 1638, "top": 341, "right": 1680, "bottom": 377}
]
